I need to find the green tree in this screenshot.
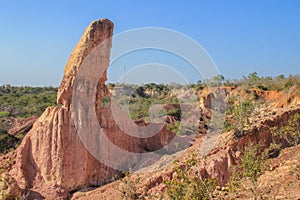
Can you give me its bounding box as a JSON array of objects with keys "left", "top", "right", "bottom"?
[{"left": 204, "top": 75, "right": 225, "bottom": 86}]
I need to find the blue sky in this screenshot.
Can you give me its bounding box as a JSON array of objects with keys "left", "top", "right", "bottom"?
[{"left": 0, "top": 0, "right": 299, "bottom": 86}]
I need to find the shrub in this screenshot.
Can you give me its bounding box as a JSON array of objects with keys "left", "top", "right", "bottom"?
[
  {"left": 118, "top": 174, "right": 141, "bottom": 200},
  {"left": 166, "top": 121, "right": 180, "bottom": 134},
  {"left": 164, "top": 153, "right": 217, "bottom": 200},
  {"left": 271, "top": 113, "right": 300, "bottom": 147},
  {"left": 0, "top": 111, "right": 10, "bottom": 117},
  {"left": 101, "top": 95, "right": 111, "bottom": 107},
  {"left": 0, "top": 129, "right": 19, "bottom": 154},
  {"left": 224, "top": 97, "right": 256, "bottom": 136},
  {"left": 227, "top": 142, "right": 268, "bottom": 199}
]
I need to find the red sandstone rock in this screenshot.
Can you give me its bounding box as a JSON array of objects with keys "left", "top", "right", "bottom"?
[
  {"left": 70, "top": 105, "right": 300, "bottom": 200},
  {"left": 5, "top": 18, "right": 299, "bottom": 200},
  {"left": 9, "top": 19, "right": 117, "bottom": 199},
  {"left": 7, "top": 18, "right": 190, "bottom": 199}
]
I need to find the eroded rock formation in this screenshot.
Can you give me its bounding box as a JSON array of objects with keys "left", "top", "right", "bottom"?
[
  {"left": 5, "top": 18, "right": 299, "bottom": 200},
  {"left": 7, "top": 19, "right": 117, "bottom": 199},
  {"left": 5, "top": 18, "right": 190, "bottom": 199},
  {"left": 70, "top": 104, "right": 300, "bottom": 200}
]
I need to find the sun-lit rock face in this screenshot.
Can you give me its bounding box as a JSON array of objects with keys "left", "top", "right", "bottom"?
[
  {"left": 8, "top": 19, "right": 117, "bottom": 199},
  {"left": 69, "top": 104, "right": 300, "bottom": 200},
  {"left": 8, "top": 19, "right": 190, "bottom": 199},
  {"left": 4, "top": 17, "right": 300, "bottom": 199},
  {"left": 57, "top": 19, "right": 114, "bottom": 108}
]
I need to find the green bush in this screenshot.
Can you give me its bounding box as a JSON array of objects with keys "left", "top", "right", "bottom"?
[
  {"left": 166, "top": 121, "right": 180, "bottom": 134},
  {"left": 0, "top": 111, "right": 10, "bottom": 117},
  {"left": 166, "top": 107, "right": 180, "bottom": 116},
  {"left": 164, "top": 153, "right": 217, "bottom": 200},
  {"left": 101, "top": 95, "right": 111, "bottom": 107},
  {"left": 117, "top": 174, "right": 141, "bottom": 200},
  {"left": 271, "top": 113, "right": 300, "bottom": 147},
  {"left": 224, "top": 97, "right": 256, "bottom": 135},
  {"left": 0, "top": 129, "right": 19, "bottom": 154},
  {"left": 227, "top": 142, "right": 268, "bottom": 199}
]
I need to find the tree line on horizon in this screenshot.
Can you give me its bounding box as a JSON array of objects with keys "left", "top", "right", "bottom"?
[{"left": 0, "top": 73, "right": 299, "bottom": 119}]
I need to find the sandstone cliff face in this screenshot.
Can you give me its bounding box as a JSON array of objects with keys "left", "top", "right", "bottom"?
[
  {"left": 5, "top": 18, "right": 299, "bottom": 200},
  {"left": 70, "top": 105, "right": 300, "bottom": 200},
  {"left": 57, "top": 19, "right": 113, "bottom": 108},
  {"left": 198, "top": 86, "right": 300, "bottom": 110},
  {"left": 7, "top": 19, "right": 189, "bottom": 199},
  {"left": 8, "top": 19, "right": 117, "bottom": 199},
  {"left": 200, "top": 105, "right": 300, "bottom": 185}
]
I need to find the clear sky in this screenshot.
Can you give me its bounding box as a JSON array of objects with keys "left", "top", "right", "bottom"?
[{"left": 0, "top": 0, "right": 299, "bottom": 86}]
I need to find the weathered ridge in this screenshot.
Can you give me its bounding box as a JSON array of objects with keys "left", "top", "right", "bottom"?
[
  {"left": 8, "top": 18, "right": 116, "bottom": 199},
  {"left": 1, "top": 18, "right": 299, "bottom": 199},
  {"left": 4, "top": 19, "right": 188, "bottom": 199}
]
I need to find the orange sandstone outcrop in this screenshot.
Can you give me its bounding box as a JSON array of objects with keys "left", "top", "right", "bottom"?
[
  {"left": 6, "top": 19, "right": 190, "bottom": 199},
  {"left": 8, "top": 19, "right": 117, "bottom": 199},
  {"left": 5, "top": 18, "right": 298, "bottom": 200},
  {"left": 70, "top": 105, "right": 300, "bottom": 200}
]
